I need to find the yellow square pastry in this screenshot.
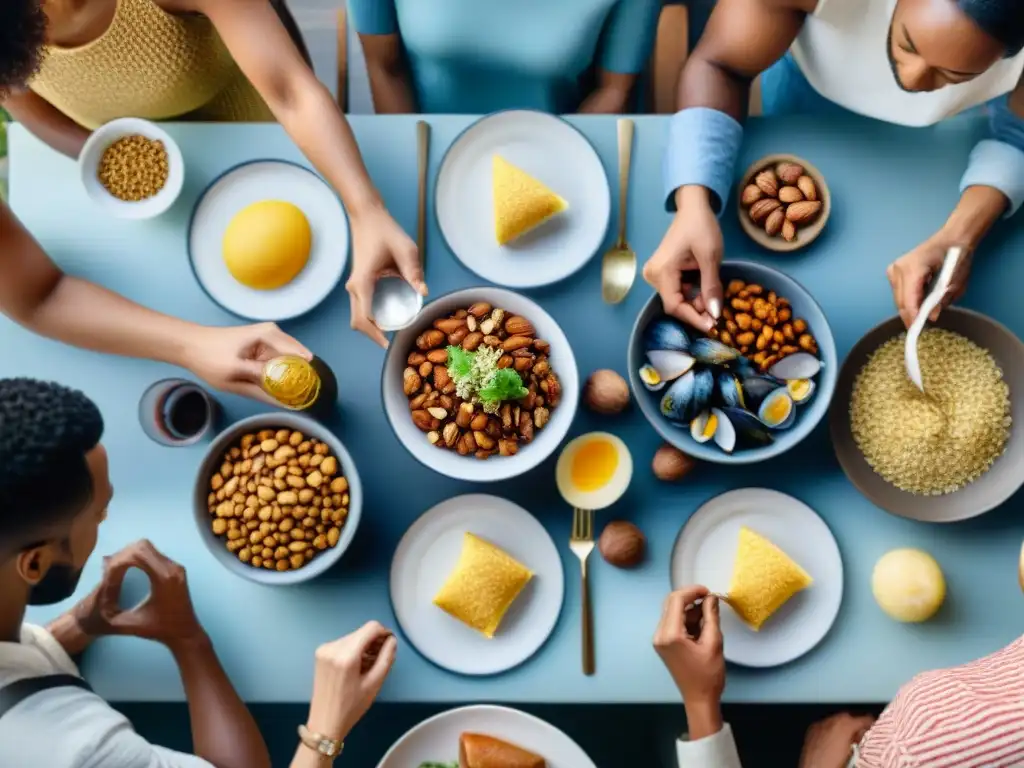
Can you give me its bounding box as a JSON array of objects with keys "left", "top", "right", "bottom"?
[
  {"left": 433, "top": 532, "right": 533, "bottom": 638},
  {"left": 728, "top": 526, "right": 812, "bottom": 631},
  {"left": 492, "top": 155, "right": 568, "bottom": 245}
]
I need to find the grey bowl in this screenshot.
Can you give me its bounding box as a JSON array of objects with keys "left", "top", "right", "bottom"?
[
  {"left": 192, "top": 412, "right": 362, "bottom": 584},
  {"left": 628, "top": 260, "right": 838, "bottom": 464},
  {"left": 830, "top": 308, "right": 1024, "bottom": 522}
]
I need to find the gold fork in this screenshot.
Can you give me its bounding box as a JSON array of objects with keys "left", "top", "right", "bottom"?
[{"left": 570, "top": 507, "right": 596, "bottom": 676}]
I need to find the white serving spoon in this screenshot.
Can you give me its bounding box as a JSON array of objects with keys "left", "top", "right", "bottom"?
[{"left": 904, "top": 246, "right": 963, "bottom": 392}]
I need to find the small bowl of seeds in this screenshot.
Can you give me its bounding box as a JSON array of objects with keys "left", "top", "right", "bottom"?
[{"left": 79, "top": 117, "right": 184, "bottom": 219}]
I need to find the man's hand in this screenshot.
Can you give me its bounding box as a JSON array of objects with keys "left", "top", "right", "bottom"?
[
  {"left": 644, "top": 187, "right": 724, "bottom": 333},
  {"left": 346, "top": 205, "right": 425, "bottom": 349},
  {"left": 78, "top": 540, "right": 205, "bottom": 653},
  {"left": 799, "top": 712, "right": 876, "bottom": 768},
  {"left": 304, "top": 622, "right": 398, "bottom": 742},
  {"left": 184, "top": 323, "right": 313, "bottom": 402},
  {"left": 887, "top": 236, "right": 974, "bottom": 329}
]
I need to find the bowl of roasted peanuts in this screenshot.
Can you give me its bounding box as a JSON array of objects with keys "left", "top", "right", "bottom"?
[
  {"left": 737, "top": 154, "right": 830, "bottom": 252},
  {"left": 193, "top": 412, "right": 362, "bottom": 584}
]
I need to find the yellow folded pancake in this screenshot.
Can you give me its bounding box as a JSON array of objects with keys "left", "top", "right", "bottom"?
[
  {"left": 492, "top": 155, "right": 568, "bottom": 245},
  {"left": 727, "top": 526, "right": 812, "bottom": 631},
  {"left": 433, "top": 532, "right": 533, "bottom": 638},
  {"left": 460, "top": 733, "right": 546, "bottom": 768}
]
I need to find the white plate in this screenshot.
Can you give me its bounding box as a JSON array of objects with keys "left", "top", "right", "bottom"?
[
  {"left": 188, "top": 160, "right": 349, "bottom": 321},
  {"left": 670, "top": 488, "right": 843, "bottom": 668},
  {"left": 435, "top": 110, "right": 610, "bottom": 288},
  {"left": 390, "top": 494, "right": 564, "bottom": 676},
  {"left": 377, "top": 705, "right": 596, "bottom": 768}
]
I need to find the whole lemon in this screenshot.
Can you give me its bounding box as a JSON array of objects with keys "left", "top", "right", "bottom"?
[
  {"left": 872, "top": 548, "right": 945, "bottom": 622},
  {"left": 222, "top": 200, "right": 311, "bottom": 290}
]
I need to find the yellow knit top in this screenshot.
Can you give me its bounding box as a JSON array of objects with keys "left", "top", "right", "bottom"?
[{"left": 29, "top": 0, "right": 274, "bottom": 129}]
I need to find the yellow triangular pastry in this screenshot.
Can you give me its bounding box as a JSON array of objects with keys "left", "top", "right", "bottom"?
[
  {"left": 727, "top": 526, "right": 812, "bottom": 631},
  {"left": 492, "top": 155, "right": 568, "bottom": 245}
]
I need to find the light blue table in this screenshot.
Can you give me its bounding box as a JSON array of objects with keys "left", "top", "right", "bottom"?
[{"left": 9, "top": 115, "right": 1024, "bottom": 706}]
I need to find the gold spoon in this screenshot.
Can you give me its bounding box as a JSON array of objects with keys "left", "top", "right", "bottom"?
[{"left": 601, "top": 118, "right": 636, "bottom": 304}]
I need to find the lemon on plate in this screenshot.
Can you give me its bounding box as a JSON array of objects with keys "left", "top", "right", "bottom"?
[
  {"left": 872, "top": 548, "right": 945, "bottom": 622},
  {"left": 222, "top": 200, "right": 311, "bottom": 290}
]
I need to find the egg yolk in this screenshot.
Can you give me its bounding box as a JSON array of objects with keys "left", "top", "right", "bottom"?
[
  {"left": 571, "top": 439, "right": 619, "bottom": 492},
  {"left": 787, "top": 380, "right": 811, "bottom": 401},
  {"left": 764, "top": 397, "right": 791, "bottom": 425},
  {"left": 699, "top": 412, "right": 718, "bottom": 439}
]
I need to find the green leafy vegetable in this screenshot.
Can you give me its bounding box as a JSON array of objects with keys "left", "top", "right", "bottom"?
[
  {"left": 417, "top": 762, "right": 457, "bottom": 768},
  {"left": 446, "top": 345, "right": 474, "bottom": 380},
  {"left": 478, "top": 367, "right": 529, "bottom": 405}
]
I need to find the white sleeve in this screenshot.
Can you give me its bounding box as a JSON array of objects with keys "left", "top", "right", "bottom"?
[{"left": 676, "top": 723, "right": 743, "bottom": 768}]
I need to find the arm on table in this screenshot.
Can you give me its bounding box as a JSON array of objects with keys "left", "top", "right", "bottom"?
[
  {"left": 348, "top": 0, "right": 416, "bottom": 114},
  {"left": 1, "top": 89, "right": 89, "bottom": 159},
  {"left": 578, "top": 0, "right": 661, "bottom": 114}
]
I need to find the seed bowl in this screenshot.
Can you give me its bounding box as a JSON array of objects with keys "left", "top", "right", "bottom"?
[
  {"left": 628, "top": 261, "right": 837, "bottom": 464},
  {"left": 79, "top": 117, "right": 185, "bottom": 220},
  {"left": 192, "top": 412, "right": 362, "bottom": 584},
  {"left": 382, "top": 286, "right": 579, "bottom": 482},
  {"left": 737, "top": 154, "right": 830, "bottom": 253},
  {"left": 830, "top": 308, "right": 1024, "bottom": 522}
]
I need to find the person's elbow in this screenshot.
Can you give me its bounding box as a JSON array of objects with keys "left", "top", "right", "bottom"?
[{"left": 261, "top": 68, "right": 335, "bottom": 124}]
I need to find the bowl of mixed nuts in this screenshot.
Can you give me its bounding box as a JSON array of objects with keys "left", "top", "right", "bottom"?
[
  {"left": 192, "top": 412, "right": 362, "bottom": 584},
  {"left": 628, "top": 261, "right": 837, "bottom": 464},
  {"left": 382, "top": 287, "right": 579, "bottom": 482},
  {"left": 737, "top": 154, "right": 830, "bottom": 252}
]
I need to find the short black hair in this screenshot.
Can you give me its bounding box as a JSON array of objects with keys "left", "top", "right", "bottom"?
[
  {"left": 0, "top": 378, "right": 104, "bottom": 551},
  {"left": 958, "top": 0, "right": 1024, "bottom": 56},
  {"left": 0, "top": 0, "right": 47, "bottom": 98}
]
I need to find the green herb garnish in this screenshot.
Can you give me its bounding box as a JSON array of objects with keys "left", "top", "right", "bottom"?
[
  {"left": 445, "top": 344, "right": 529, "bottom": 413},
  {"left": 479, "top": 367, "right": 529, "bottom": 405},
  {"left": 446, "top": 345, "right": 474, "bottom": 380}
]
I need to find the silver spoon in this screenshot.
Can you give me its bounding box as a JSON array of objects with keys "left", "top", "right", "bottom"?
[
  {"left": 601, "top": 118, "right": 637, "bottom": 304},
  {"left": 904, "top": 246, "right": 962, "bottom": 392}
]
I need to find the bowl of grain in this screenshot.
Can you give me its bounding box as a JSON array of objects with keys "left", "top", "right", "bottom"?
[
  {"left": 79, "top": 117, "right": 184, "bottom": 220},
  {"left": 830, "top": 308, "right": 1024, "bottom": 522}
]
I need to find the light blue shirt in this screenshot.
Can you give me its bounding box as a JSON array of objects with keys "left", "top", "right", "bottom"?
[{"left": 348, "top": 0, "right": 660, "bottom": 114}]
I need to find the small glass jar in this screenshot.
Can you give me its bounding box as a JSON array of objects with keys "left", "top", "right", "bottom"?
[{"left": 261, "top": 355, "right": 337, "bottom": 417}]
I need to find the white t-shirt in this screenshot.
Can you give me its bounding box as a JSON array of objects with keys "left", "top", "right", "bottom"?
[{"left": 0, "top": 624, "right": 213, "bottom": 768}]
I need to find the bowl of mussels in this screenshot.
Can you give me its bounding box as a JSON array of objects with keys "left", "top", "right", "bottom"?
[{"left": 628, "top": 261, "right": 837, "bottom": 464}]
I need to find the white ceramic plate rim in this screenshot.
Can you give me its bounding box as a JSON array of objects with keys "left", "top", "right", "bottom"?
[
  {"left": 376, "top": 705, "right": 597, "bottom": 768},
  {"left": 435, "top": 109, "right": 610, "bottom": 288},
  {"left": 670, "top": 488, "right": 843, "bottom": 668},
  {"left": 389, "top": 494, "right": 564, "bottom": 676}
]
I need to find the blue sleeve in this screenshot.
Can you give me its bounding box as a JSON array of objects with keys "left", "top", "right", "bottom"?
[
  {"left": 347, "top": 0, "right": 398, "bottom": 35},
  {"left": 662, "top": 107, "right": 744, "bottom": 214},
  {"left": 598, "top": 0, "right": 662, "bottom": 75},
  {"left": 959, "top": 95, "right": 1024, "bottom": 217}
]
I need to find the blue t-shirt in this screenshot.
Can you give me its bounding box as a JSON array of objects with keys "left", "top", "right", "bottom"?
[{"left": 348, "top": 0, "right": 660, "bottom": 114}]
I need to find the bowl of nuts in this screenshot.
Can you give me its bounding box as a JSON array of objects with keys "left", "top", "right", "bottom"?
[
  {"left": 193, "top": 412, "right": 361, "bottom": 584},
  {"left": 628, "top": 261, "right": 837, "bottom": 464},
  {"left": 737, "top": 154, "right": 830, "bottom": 252},
  {"left": 79, "top": 117, "right": 185, "bottom": 220},
  {"left": 382, "top": 286, "right": 579, "bottom": 482}
]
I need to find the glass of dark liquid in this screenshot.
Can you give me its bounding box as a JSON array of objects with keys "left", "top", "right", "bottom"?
[{"left": 138, "top": 378, "right": 218, "bottom": 446}]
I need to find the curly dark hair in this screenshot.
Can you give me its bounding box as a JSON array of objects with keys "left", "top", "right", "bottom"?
[
  {"left": 958, "top": 0, "right": 1024, "bottom": 56},
  {"left": 0, "top": 0, "right": 47, "bottom": 97},
  {"left": 0, "top": 378, "right": 104, "bottom": 551}
]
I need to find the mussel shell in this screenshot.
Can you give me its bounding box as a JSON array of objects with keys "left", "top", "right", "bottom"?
[
  {"left": 740, "top": 375, "right": 781, "bottom": 410},
  {"left": 715, "top": 371, "right": 747, "bottom": 410},
  {"left": 639, "top": 364, "right": 666, "bottom": 391},
  {"left": 660, "top": 367, "right": 714, "bottom": 425},
  {"left": 690, "top": 409, "right": 717, "bottom": 443},
  {"left": 690, "top": 337, "right": 740, "bottom": 366},
  {"left": 757, "top": 388, "right": 796, "bottom": 429},
  {"left": 786, "top": 378, "right": 816, "bottom": 404},
  {"left": 647, "top": 350, "right": 696, "bottom": 382},
  {"left": 769, "top": 352, "right": 822, "bottom": 381},
  {"left": 719, "top": 407, "right": 774, "bottom": 448},
  {"left": 644, "top": 318, "right": 691, "bottom": 353},
  {"left": 731, "top": 356, "right": 759, "bottom": 379},
  {"left": 710, "top": 407, "right": 736, "bottom": 453}
]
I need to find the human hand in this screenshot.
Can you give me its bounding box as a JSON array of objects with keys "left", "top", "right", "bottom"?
[
  {"left": 77, "top": 539, "right": 205, "bottom": 652},
  {"left": 654, "top": 586, "right": 725, "bottom": 708},
  {"left": 184, "top": 323, "right": 313, "bottom": 402},
  {"left": 799, "top": 712, "right": 876, "bottom": 768},
  {"left": 887, "top": 236, "right": 973, "bottom": 329},
  {"left": 643, "top": 187, "right": 724, "bottom": 333},
  {"left": 346, "top": 205, "right": 425, "bottom": 348},
  {"left": 305, "top": 622, "right": 398, "bottom": 742}
]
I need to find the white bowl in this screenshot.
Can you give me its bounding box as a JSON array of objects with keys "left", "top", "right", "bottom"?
[
  {"left": 79, "top": 117, "right": 185, "bottom": 219},
  {"left": 382, "top": 287, "right": 580, "bottom": 483}
]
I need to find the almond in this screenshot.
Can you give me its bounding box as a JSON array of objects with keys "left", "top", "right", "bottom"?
[
  {"left": 740, "top": 184, "right": 763, "bottom": 206},
  {"left": 416, "top": 329, "right": 445, "bottom": 350},
  {"left": 782, "top": 219, "right": 797, "bottom": 242},
  {"left": 411, "top": 410, "right": 439, "bottom": 432},
  {"left": 462, "top": 331, "right": 484, "bottom": 351},
  {"left": 433, "top": 317, "right": 466, "bottom": 334},
  {"left": 764, "top": 208, "right": 785, "bottom": 237},
  {"left": 504, "top": 316, "right": 535, "bottom": 336},
  {"left": 748, "top": 198, "right": 782, "bottom": 224},
  {"left": 778, "top": 186, "right": 804, "bottom": 204},
  {"left": 502, "top": 335, "right": 533, "bottom": 352},
  {"left": 797, "top": 175, "right": 818, "bottom": 202},
  {"left": 433, "top": 365, "right": 451, "bottom": 390},
  {"left": 468, "top": 302, "right": 492, "bottom": 318},
  {"left": 775, "top": 162, "right": 804, "bottom": 185},
  {"left": 754, "top": 169, "right": 779, "bottom": 198},
  {"left": 785, "top": 200, "right": 822, "bottom": 224},
  {"left": 427, "top": 349, "right": 448, "bottom": 364}
]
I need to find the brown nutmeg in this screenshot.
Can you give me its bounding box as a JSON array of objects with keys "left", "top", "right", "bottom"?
[
  {"left": 583, "top": 369, "right": 630, "bottom": 415},
  {"left": 652, "top": 443, "right": 697, "bottom": 482},
  {"left": 598, "top": 520, "right": 646, "bottom": 568}
]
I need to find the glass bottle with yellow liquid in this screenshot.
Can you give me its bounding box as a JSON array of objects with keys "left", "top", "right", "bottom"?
[{"left": 261, "top": 356, "right": 338, "bottom": 417}]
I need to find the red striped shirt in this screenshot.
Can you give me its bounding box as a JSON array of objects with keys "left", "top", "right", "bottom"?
[{"left": 857, "top": 636, "right": 1024, "bottom": 768}]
